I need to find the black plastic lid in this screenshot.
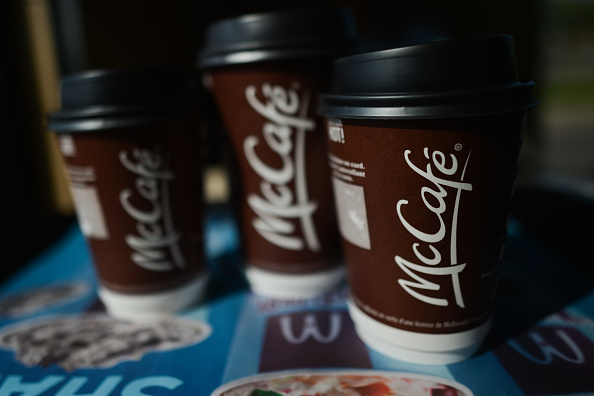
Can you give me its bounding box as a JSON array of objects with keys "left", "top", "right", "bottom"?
[
  {"left": 198, "top": 6, "right": 358, "bottom": 69},
  {"left": 318, "top": 35, "right": 538, "bottom": 119},
  {"left": 48, "top": 68, "right": 197, "bottom": 133}
]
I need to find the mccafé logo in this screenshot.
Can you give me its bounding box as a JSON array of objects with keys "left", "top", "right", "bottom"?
[
  {"left": 243, "top": 82, "right": 321, "bottom": 252},
  {"left": 119, "top": 147, "right": 185, "bottom": 272},
  {"left": 395, "top": 146, "right": 473, "bottom": 308}
]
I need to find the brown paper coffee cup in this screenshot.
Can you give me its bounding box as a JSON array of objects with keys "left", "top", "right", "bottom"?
[
  {"left": 319, "top": 35, "right": 538, "bottom": 364},
  {"left": 48, "top": 68, "right": 208, "bottom": 320},
  {"left": 198, "top": 7, "right": 358, "bottom": 299}
]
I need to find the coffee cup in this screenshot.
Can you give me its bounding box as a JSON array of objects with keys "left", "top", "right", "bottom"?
[
  {"left": 318, "top": 35, "right": 538, "bottom": 364},
  {"left": 198, "top": 7, "right": 358, "bottom": 299},
  {"left": 48, "top": 68, "right": 208, "bottom": 321}
]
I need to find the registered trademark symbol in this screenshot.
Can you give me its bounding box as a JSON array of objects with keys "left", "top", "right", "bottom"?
[{"left": 454, "top": 143, "right": 463, "bottom": 151}]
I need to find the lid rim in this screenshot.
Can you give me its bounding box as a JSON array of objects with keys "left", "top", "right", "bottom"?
[
  {"left": 48, "top": 112, "right": 184, "bottom": 133},
  {"left": 48, "top": 102, "right": 193, "bottom": 121},
  {"left": 199, "top": 43, "right": 358, "bottom": 68},
  {"left": 318, "top": 99, "right": 539, "bottom": 120},
  {"left": 321, "top": 81, "right": 535, "bottom": 102},
  {"left": 202, "top": 35, "right": 357, "bottom": 55}
]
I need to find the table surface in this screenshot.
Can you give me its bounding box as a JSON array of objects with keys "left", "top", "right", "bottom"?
[{"left": 0, "top": 185, "right": 593, "bottom": 396}]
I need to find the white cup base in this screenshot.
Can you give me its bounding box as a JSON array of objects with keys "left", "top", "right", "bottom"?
[
  {"left": 348, "top": 299, "right": 491, "bottom": 365},
  {"left": 245, "top": 265, "right": 345, "bottom": 300},
  {"left": 98, "top": 272, "right": 209, "bottom": 322}
]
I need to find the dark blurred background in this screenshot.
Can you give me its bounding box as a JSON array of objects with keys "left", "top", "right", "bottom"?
[{"left": 0, "top": 0, "right": 592, "bottom": 282}]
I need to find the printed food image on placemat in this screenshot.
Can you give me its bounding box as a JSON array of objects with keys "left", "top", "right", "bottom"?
[
  {"left": 211, "top": 370, "right": 473, "bottom": 396},
  {"left": 0, "top": 314, "right": 211, "bottom": 371},
  {"left": 0, "top": 283, "right": 90, "bottom": 318}
]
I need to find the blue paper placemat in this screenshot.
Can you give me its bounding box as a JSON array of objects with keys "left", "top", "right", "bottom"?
[{"left": 0, "top": 207, "right": 592, "bottom": 396}]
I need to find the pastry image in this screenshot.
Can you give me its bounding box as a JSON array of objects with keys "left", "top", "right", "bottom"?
[
  {"left": 0, "top": 314, "right": 211, "bottom": 371},
  {"left": 0, "top": 283, "right": 89, "bottom": 318}
]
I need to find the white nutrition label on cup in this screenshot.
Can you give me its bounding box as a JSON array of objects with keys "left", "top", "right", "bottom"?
[
  {"left": 331, "top": 177, "right": 371, "bottom": 250},
  {"left": 70, "top": 185, "right": 110, "bottom": 240},
  {"left": 66, "top": 164, "right": 110, "bottom": 241}
]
